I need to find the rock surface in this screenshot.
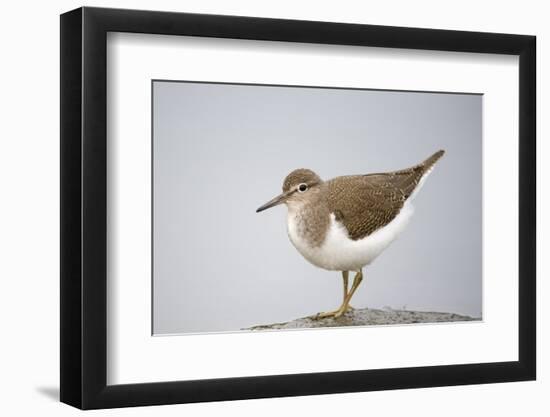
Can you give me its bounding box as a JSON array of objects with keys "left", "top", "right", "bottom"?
[{"left": 245, "top": 307, "right": 479, "bottom": 330}]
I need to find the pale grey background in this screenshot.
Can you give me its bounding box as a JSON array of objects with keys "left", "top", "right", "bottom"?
[{"left": 153, "top": 81, "right": 482, "bottom": 335}]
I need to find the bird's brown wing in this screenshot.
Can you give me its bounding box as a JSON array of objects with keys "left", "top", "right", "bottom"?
[{"left": 327, "top": 151, "right": 444, "bottom": 240}]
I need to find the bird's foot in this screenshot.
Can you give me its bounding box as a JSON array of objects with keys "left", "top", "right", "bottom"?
[{"left": 313, "top": 306, "right": 348, "bottom": 320}]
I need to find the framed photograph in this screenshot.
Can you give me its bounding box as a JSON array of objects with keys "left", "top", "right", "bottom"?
[{"left": 60, "top": 6, "right": 536, "bottom": 409}]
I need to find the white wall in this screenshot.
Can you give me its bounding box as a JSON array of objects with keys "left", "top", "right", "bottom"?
[{"left": 0, "top": 0, "right": 545, "bottom": 415}]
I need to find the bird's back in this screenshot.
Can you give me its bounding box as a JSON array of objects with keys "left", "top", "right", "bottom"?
[{"left": 327, "top": 150, "right": 444, "bottom": 240}]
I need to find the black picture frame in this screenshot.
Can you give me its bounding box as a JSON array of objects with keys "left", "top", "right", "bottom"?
[{"left": 60, "top": 6, "right": 536, "bottom": 410}]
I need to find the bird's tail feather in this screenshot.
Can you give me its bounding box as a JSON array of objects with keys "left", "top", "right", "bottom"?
[
  {"left": 404, "top": 150, "right": 445, "bottom": 201},
  {"left": 421, "top": 150, "right": 445, "bottom": 172}
]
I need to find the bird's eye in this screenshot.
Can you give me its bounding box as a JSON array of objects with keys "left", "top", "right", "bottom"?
[{"left": 297, "top": 183, "right": 308, "bottom": 193}]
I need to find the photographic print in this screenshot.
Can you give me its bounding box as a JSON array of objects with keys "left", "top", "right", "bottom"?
[
  {"left": 152, "top": 80, "right": 482, "bottom": 335},
  {"left": 61, "top": 8, "right": 536, "bottom": 408}
]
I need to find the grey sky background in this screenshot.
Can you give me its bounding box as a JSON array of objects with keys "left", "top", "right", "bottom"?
[{"left": 152, "top": 81, "right": 482, "bottom": 335}]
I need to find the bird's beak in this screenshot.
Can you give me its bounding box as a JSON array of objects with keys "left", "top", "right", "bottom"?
[{"left": 256, "top": 190, "right": 292, "bottom": 213}]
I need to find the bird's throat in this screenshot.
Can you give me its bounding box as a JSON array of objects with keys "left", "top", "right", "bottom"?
[{"left": 288, "top": 201, "right": 331, "bottom": 248}]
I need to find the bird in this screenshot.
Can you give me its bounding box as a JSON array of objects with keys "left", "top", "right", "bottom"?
[{"left": 256, "top": 150, "right": 445, "bottom": 319}]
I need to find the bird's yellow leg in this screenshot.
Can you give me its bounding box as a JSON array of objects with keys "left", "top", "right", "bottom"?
[
  {"left": 315, "top": 270, "right": 363, "bottom": 319},
  {"left": 342, "top": 271, "right": 349, "bottom": 302},
  {"left": 342, "top": 271, "right": 355, "bottom": 310},
  {"left": 335, "top": 270, "right": 363, "bottom": 318},
  {"left": 315, "top": 271, "right": 349, "bottom": 319}
]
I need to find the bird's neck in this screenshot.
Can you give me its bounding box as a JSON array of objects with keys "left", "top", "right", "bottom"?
[{"left": 288, "top": 193, "right": 330, "bottom": 248}]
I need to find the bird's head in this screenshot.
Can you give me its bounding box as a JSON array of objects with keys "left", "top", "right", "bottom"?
[{"left": 256, "top": 169, "right": 323, "bottom": 213}]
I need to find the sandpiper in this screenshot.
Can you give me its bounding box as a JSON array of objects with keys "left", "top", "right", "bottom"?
[{"left": 256, "top": 150, "right": 445, "bottom": 319}]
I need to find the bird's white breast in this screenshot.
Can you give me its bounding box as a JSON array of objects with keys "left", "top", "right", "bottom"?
[{"left": 287, "top": 202, "right": 414, "bottom": 271}]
